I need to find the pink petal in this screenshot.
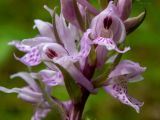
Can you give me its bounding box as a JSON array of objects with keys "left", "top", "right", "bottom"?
[
  {"left": 39, "top": 70, "right": 64, "bottom": 86},
  {"left": 117, "top": 0, "right": 132, "bottom": 20},
  {"left": 96, "top": 46, "right": 108, "bottom": 68},
  {"left": 60, "top": 0, "right": 79, "bottom": 27},
  {"left": 18, "top": 87, "right": 42, "bottom": 103},
  {"left": 34, "top": 19, "right": 56, "bottom": 42},
  {"left": 21, "top": 37, "right": 53, "bottom": 47},
  {"left": 10, "top": 72, "right": 39, "bottom": 91},
  {"left": 109, "top": 60, "right": 146, "bottom": 79},
  {"left": 42, "top": 43, "right": 68, "bottom": 61},
  {"left": 93, "top": 37, "right": 116, "bottom": 50},
  {"left": 104, "top": 78, "right": 143, "bottom": 113},
  {"left": 55, "top": 14, "right": 78, "bottom": 55},
  {"left": 9, "top": 41, "right": 31, "bottom": 52},
  {"left": 15, "top": 46, "right": 41, "bottom": 66},
  {"left": 54, "top": 57, "right": 94, "bottom": 92}
]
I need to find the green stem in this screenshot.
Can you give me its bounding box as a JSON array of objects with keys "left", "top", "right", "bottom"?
[
  {"left": 68, "top": 91, "right": 89, "bottom": 120},
  {"left": 68, "top": 58, "right": 96, "bottom": 120}
]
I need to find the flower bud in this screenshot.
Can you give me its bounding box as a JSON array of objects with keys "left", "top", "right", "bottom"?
[
  {"left": 124, "top": 10, "right": 146, "bottom": 34},
  {"left": 60, "top": 0, "right": 79, "bottom": 27},
  {"left": 117, "top": 0, "right": 132, "bottom": 20}
]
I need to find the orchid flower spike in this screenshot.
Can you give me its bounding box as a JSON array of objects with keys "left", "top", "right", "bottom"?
[{"left": 0, "top": 0, "right": 146, "bottom": 119}]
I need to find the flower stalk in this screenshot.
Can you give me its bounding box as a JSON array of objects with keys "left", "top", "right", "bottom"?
[{"left": 68, "top": 93, "right": 89, "bottom": 120}]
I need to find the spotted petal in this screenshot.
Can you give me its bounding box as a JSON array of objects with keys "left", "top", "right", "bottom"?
[
  {"left": 9, "top": 41, "right": 32, "bottom": 52},
  {"left": 9, "top": 37, "right": 53, "bottom": 53},
  {"left": 39, "top": 70, "right": 64, "bottom": 86},
  {"left": 104, "top": 77, "right": 143, "bottom": 113},
  {"left": 15, "top": 46, "right": 41, "bottom": 66},
  {"left": 93, "top": 37, "right": 130, "bottom": 53}
]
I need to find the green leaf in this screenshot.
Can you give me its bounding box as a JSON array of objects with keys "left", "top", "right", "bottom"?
[
  {"left": 92, "top": 64, "right": 111, "bottom": 88},
  {"left": 92, "top": 53, "right": 122, "bottom": 88},
  {"left": 55, "top": 63, "right": 82, "bottom": 104},
  {"left": 88, "top": 46, "right": 96, "bottom": 66},
  {"left": 124, "top": 10, "right": 146, "bottom": 34}
]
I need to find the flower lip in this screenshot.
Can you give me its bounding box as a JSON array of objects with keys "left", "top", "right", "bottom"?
[
  {"left": 103, "top": 16, "right": 112, "bottom": 29},
  {"left": 46, "top": 48, "right": 58, "bottom": 59}
]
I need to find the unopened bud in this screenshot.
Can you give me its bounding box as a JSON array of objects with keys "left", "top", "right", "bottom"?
[
  {"left": 124, "top": 10, "right": 146, "bottom": 34},
  {"left": 117, "top": 0, "right": 132, "bottom": 20}
]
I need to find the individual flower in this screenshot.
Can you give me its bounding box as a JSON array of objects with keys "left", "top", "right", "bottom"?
[
  {"left": 90, "top": 1, "right": 126, "bottom": 44},
  {"left": 104, "top": 60, "right": 146, "bottom": 113},
  {"left": 0, "top": 72, "right": 51, "bottom": 120},
  {"left": 80, "top": 1, "right": 130, "bottom": 68}
]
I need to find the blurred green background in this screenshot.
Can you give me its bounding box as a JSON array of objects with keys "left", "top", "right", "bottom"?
[{"left": 0, "top": 0, "right": 160, "bottom": 120}]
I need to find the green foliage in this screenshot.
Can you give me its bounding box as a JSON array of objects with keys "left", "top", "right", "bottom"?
[{"left": 55, "top": 63, "right": 82, "bottom": 104}]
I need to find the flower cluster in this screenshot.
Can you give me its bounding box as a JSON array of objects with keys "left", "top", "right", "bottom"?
[{"left": 0, "top": 0, "right": 146, "bottom": 120}]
